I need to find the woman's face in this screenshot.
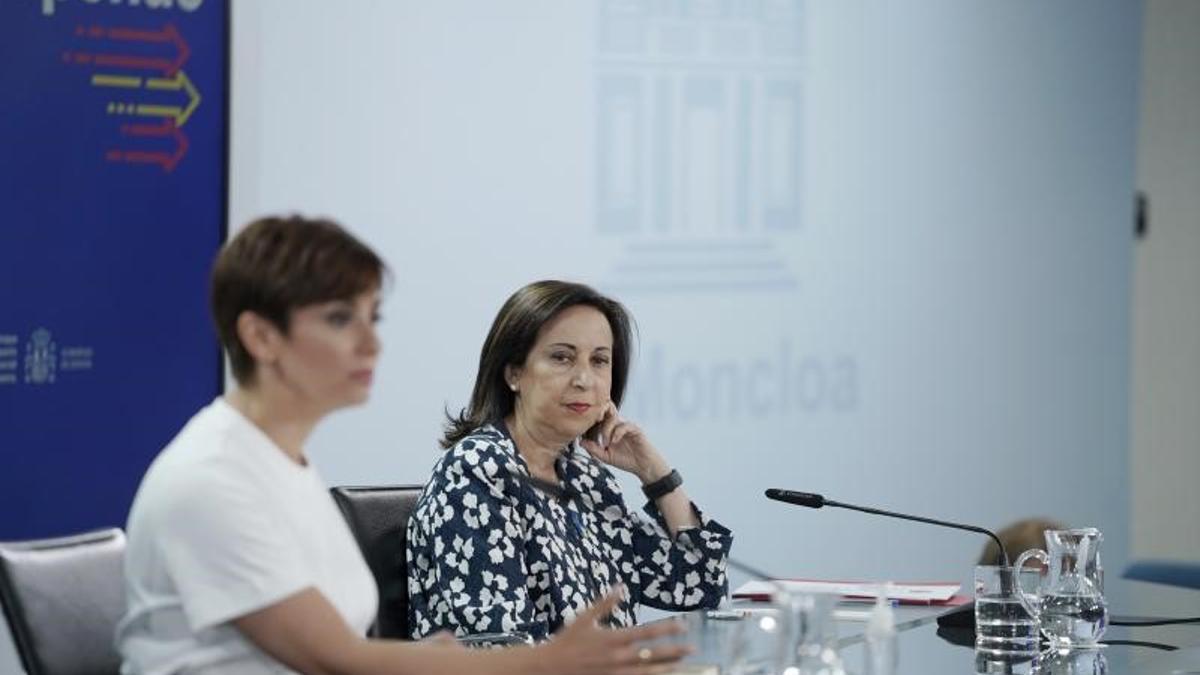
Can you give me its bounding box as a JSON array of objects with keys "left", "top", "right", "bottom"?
[
  {"left": 508, "top": 304, "right": 614, "bottom": 445},
  {"left": 270, "top": 288, "right": 381, "bottom": 413}
]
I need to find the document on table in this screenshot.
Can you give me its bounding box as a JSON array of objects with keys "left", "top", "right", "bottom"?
[{"left": 731, "top": 579, "right": 961, "bottom": 605}]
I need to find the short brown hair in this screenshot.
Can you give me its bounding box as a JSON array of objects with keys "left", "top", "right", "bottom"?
[
  {"left": 441, "top": 280, "right": 636, "bottom": 449},
  {"left": 210, "top": 215, "right": 386, "bottom": 385}
]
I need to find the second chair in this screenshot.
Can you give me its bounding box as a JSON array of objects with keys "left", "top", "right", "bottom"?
[
  {"left": 330, "top": 484, "right": 424, "bottom": 640},
  {"left": 0, "top": 527, "right": 127, "bottom": 675}
]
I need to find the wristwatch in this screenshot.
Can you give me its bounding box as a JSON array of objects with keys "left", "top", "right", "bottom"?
[{"left": 641, "top": 468, "right": 682, "bottom": 500}]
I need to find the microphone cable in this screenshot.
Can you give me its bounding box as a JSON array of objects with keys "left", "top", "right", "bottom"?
[{"left": 1111, "top": 615, "right": 1200, "bottom": 626}]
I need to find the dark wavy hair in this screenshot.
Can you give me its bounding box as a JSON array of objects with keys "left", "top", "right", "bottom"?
[
  {"left": 441, "top": 280, "right": 636, "bottom": 449},
  {"left": 210, "top": 215, "right": 386, "bottom": 386}
]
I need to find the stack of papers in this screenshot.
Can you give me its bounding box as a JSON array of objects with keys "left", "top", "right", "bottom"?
[{"left": 732, "top": 579, "right": 962, "bottom": 605}]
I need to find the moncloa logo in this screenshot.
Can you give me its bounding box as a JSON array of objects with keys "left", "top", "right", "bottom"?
[{"left": 624, "top": 343, "right": 858, "bottom": 421}]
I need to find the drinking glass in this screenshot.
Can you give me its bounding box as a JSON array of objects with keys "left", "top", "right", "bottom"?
[{"left": 974, "top": 565, "right": 1041, "bottom": 655}]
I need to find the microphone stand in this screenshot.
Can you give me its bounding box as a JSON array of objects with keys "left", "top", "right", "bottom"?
[
  {"left": 765, "top": 489, "right": 1010, "bottom": 567},
  {"left": 820, "top": 497, "right": 1010, "bottom": 568},
  {"left": 765, "top": 488, "right": 1013, "bottom": 597}
]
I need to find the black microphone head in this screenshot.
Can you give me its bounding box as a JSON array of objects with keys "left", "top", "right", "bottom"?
[{"left": 765, "top": 488, "right": 826, "bottom": 508}]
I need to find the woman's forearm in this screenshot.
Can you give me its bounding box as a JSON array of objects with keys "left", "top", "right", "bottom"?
[
  {"left": 338, "top": 639, "right": 554, "bottom": 675},
  {"left": 654, "top": 486, "right": 701, "bottom": 535}
]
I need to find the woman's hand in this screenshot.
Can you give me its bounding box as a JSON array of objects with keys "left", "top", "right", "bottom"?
[
  {"left": 580, "top": 402, "right": 671, "bottom": 484},
  {"left": 541, "top": 587, "right": 690, "bottom": 675}
]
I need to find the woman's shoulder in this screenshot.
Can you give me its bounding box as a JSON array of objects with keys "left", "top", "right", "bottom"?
[
  {"left": 440, "top": 424, "right": 516, "bottom": 477},
  {"left": 453, "top": 423, "right": 506, "bottom": 448}
]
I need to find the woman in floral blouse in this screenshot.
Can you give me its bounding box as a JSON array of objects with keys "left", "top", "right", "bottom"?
[{"left": 406, "top": 280, "right": 732, "bottom": 641}]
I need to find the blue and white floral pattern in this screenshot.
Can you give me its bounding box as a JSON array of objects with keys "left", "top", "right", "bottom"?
[{"left": 406, "top": 423, "right": 732, "bottom": 640}]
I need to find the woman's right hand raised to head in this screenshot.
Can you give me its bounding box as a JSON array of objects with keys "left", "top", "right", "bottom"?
[{"left": 541, "top": 586, "right": 692, "bottom": 675}]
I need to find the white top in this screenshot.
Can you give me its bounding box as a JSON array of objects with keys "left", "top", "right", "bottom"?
[{"left": 117, "top": 398, "right": 378, "bottom": 675}]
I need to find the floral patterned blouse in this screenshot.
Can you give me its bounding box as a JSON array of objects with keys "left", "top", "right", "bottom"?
[{"left": 405, "top": 422, "right": 732, "bottom": 640}]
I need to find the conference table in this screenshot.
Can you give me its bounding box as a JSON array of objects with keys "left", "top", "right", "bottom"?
[{"left": 673, "top": 578, "right": 1200, "bottom": 674}]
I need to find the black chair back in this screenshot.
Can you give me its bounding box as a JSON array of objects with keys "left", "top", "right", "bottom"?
[
  {"left": 0, "top": 528, "right": 126, "bottom": 675},
  {"left": 330, "top": 485, "right": 424, "bottom": 640}
]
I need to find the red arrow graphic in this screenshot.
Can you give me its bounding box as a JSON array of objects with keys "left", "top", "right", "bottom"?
[
  {"left": 105, "top": 118, "right": 189, "bottom": 172},
  {"left": 63, "top": 22, "right": 190, "bottom": 75}
]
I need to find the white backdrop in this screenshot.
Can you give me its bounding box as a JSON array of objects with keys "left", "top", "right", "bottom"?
[{"left": 229, "top": 0, "right": 1140, "bottom": 597}]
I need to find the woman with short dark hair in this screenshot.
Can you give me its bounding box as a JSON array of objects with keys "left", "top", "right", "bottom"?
[
  {"left": 118, "top": 218, "right": 686, "bottom": 675},
  {"left": 407, "top": 280, "right": 732, "bottom": 641}
]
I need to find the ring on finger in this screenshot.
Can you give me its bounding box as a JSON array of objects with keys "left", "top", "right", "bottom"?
[{"left": 637, "top": 647, "right": 653, "bottom": 662}]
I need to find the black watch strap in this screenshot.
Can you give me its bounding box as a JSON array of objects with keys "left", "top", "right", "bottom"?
[{"left": 642, "top": 468, "right": 682, "bottom": 501}]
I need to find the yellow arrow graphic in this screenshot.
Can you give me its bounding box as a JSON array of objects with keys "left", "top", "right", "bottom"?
[
  {"left": 92, "top": 70, "right": 201, "bottom": 127},
  {"left": 91, "top": 73, "right": 141, "bottom": 88}
]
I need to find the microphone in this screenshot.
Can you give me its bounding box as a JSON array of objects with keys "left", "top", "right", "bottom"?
[
  {"left": 766, "top": 488, "right": 1012, "bottom": 631},
  {"left": 763, "top": 489, "right": 827, "bottom": 510},
  {"left": 764, "top": 488, "right": 1010, "bottom": 567}
]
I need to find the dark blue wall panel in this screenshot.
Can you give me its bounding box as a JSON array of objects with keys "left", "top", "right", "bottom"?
[{"left": 0, "top": 0, "right": 227, "bottom": 538}]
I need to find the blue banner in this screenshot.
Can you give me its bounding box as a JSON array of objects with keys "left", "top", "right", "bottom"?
[{"left": 0, "top": 0, "right": 227, "bottom": 538}]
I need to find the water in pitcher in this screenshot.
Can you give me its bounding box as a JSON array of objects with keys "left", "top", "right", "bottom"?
[
  {"left": 1040, "top": 593, "right": 1108, "bottom": 647},
  {"left": 1013, "top": 528, "right": 1109, "bottom": 648}
]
